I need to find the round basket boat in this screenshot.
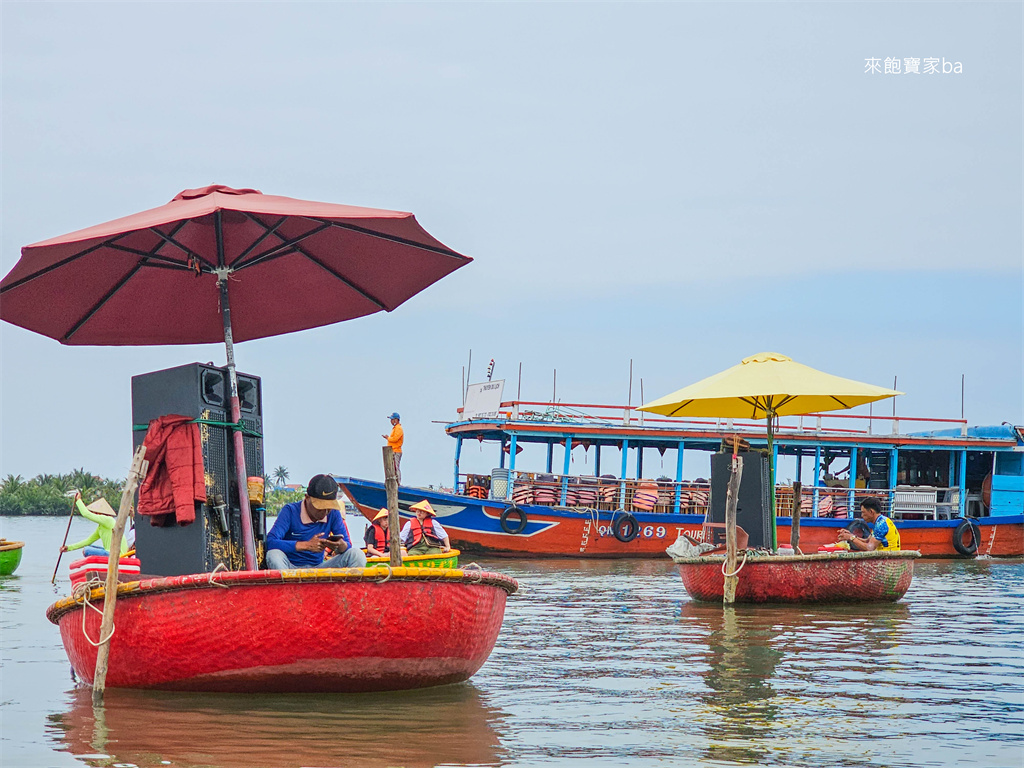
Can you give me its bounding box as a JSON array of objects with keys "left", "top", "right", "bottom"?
[
  {"left": 672, "top": 550, "right": 921, "bottom": 604},
  {"left": 0, "top": 540, "right": 25, "bottom": 576},
  {"left": 366, "top": 548, "right": 460, "bottom": 569},
  {"left": 47, "top": 567, "right": 518, "bottom": 693}
]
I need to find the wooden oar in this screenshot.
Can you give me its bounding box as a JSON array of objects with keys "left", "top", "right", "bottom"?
[
  {"left": 51, "top": 491, "right": 81, "bottom": 585},
  {"left": 92, "top": 446, "right": 147, "bottom": 705}
]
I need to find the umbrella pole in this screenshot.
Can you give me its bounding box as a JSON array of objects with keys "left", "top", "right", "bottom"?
[
  {"left": 219, "top": 276, "right": 259, "bottom": 572},
  {"left": 767, "top": 411, "right": 777, "bottom": 550}
]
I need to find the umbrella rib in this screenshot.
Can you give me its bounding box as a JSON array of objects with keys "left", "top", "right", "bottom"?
[
  {"left": 232, "top": 223, "right": 332, "bottom": 271},
  {"left": 292, "top": 245, "right": 388, "bottom": 309},
  {"left": 668, "top": 400, "right": 695, "bottom": 417},
  {"left": 63, "top": 261, "right": 146, "bottom": 342},
  {"left": 233, "top": 213, "right": 288, "bottom": 265},
  {"left": 0, "top": 237, "right": 120, "bottom": 294},
  {"left": 830, "top": 396, "right": 851, "bottom": 409},
  {"left": 312, "top": 219, "right": 470, "bottom": 262},
  {"left": 106, "top": 243, "right": 197, "bottom": 271},
  {"left": 148, "top": 225, "right": 217, "bottom": 270}
]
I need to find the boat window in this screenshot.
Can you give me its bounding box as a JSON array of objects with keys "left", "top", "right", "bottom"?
[
  {"left": 994, "top": 452, "right": 1024, "bottom": 477},
  {"left": 897, "top": 451, "right": 949, "bottom": 486}
]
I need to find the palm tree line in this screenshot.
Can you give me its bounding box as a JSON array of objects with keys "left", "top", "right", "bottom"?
[{"left": 1, "top": 465, "right": 299, "bottom": 516}]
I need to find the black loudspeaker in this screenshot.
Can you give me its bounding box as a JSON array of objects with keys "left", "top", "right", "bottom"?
[
  {"left": 709, "top": 451, "right": 772, "bottom": 549},
  {"left": 131, "top": 363, "right": 265, "bottom": 576}
]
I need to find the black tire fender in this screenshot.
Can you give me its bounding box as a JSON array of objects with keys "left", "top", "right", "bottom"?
[
  {"left": 952, "top": 518, "right": 981, "bottom": 557},
  {"left": 500, "top": 506, "right": 528, "bottom": 535},
  {"left": 846, "top": 519, "right": 872, "bottom": 539},
  {"left": 613, "top": 512, "right": 640, "bottom": 543}
]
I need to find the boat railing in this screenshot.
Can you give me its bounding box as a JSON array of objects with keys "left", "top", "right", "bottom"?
[
  {"left": 457, "top": 400, "right": 969, "bottom": 438},
  {"left": 777, "top": 484, "right": 963, "bottom": 520},
  {"left": 455, "top": 472, "right": 712, "bottom": 516}
]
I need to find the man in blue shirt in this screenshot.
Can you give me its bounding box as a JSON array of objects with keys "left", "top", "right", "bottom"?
[{"left": 266, "top": 474, "right": 367, "bottom": 569}]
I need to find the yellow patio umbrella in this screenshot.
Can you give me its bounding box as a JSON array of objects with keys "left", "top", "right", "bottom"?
[{"left": 639, "top": 352, "right": 902, "bottom": 544}]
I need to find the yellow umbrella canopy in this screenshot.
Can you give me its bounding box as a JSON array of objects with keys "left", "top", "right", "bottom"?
[{"left": 639, "top": 352, "right": 902, "bottom": 419}]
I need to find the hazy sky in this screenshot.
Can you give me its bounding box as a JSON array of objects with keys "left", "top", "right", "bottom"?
[{"left": 1, "top": 2, "right": 1021, "bottom": 489}]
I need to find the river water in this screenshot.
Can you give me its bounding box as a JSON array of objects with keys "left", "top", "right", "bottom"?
[{"left": 1, "top": 516, "right": 1021, "bottom": 768}]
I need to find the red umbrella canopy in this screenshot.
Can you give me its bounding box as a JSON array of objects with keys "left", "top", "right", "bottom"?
[{"left": 0, "top": 185, "right": 472, "bottom": 345}]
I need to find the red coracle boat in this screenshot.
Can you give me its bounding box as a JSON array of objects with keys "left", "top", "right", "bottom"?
[
  {"left": 673, "top": 550, "right": 921, "bottom": 603},
  {"left": 47, "top": 567, "right": 518, "bottom": 693}
]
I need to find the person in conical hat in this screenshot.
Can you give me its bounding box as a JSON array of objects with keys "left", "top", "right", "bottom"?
[
  {"left": 61, "top": 496, "right": 130, "bottom": 558},
  {"left": 400, "top": 500, "right": 450, "bottom": 556},
  {"left": 364, "top": 508, "right": 403, "bottom": 558}
]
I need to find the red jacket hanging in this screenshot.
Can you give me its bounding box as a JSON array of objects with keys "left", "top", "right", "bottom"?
[{"left": 138, "top": 414, "right": 206, "bottom": 526}]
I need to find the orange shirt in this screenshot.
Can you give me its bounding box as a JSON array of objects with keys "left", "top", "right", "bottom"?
[{"left": 387, "top": 424, "right": 404, "bottom": 454}]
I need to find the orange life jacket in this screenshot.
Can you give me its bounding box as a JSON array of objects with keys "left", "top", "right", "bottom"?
[
  {"left": 408, "top": 517, "right": 443, "bottom": 547},
  {"left": 369, "top": 523, "right": 389, "bottom": 553}
]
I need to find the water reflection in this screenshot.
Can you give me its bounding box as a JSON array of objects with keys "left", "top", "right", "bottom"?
[
  {"left": 48, "top": 682, "right": 506, "bottom": 768},
  {"left": 680, "top": 600, "right": 912, "bottom": 765}
]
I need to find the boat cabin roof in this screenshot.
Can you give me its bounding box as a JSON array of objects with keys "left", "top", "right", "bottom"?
[{"left": 445, "top": 401, "right": 1023, "bottom": 455}]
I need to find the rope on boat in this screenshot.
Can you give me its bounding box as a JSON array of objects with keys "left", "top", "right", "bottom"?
[
  {"left": 462, "top": 562, "right": 484, "bottom": 584},
  {"left": 207, "top": 563, "right": 230, "bottom": 589},
  {"left": 583, "top": 507, "right": 603, "bottom": 538},
  {"left": 721, "top": 550, "right": 749, "bottom": 578},
  {"left": 74, "top": 582, "right": 115, "bottom": 647},
  {"left": 374, "top": 564, "right": 393, "bottom": 584}
]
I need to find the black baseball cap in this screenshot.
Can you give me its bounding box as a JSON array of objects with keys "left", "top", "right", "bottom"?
[{"left": 306, "top": 474, "right": 342, "bottom": 510}]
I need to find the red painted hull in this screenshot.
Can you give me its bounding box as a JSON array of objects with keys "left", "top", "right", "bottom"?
[
  {"left": 675, "top": 551, "right": 920, "bottom": 603},
  {"left": 450, "top": 516, "right": 1022, "bottom": 559},
  {"left": 47, "top": 568, "right": 518, "bottom": 693}
]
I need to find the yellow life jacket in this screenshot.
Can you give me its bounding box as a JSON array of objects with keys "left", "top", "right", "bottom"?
[{"left": 874, "top": 515, "right": 901, "bottom": 551}]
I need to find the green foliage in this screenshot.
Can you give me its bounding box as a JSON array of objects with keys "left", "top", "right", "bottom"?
[
  {"left": 0, "top": 470, "right": 307, "bottom": 517},
  {"left": 0, "top": 471, "right": 125, "bottom": 516},
  {"left": 265, "top": 487, "right": 304, "bottom": 516},
  {"left": 272, "top": 465, "right": 290, "bottom": 487}
]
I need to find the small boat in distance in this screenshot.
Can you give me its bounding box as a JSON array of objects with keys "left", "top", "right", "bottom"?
[
  {"left": 337, "top": 397, "right": 1024, "bottom": 559},
  {"left": 365, "top": 549, "right": 460, "bottom": 569},
  {"left": 0, "top": 540, "right": 25, "bottom": 576},
  {"left": 672, "top": 550, "right": 921, "bottom": 603}
]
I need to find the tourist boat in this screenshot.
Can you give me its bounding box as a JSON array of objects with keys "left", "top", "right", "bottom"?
[
  {"left": 672, "top": 550, "right": 921, "bottom": 603},
  {"left": 47, "top": 567, "right": 517, "bottom": 693},
  {"left": 0, "top": 539, "right": 25, "bottom": 576},
  {"left": 366, "top": 549, "right": 460, "bottom": 569},
  {"left": 337, "top": 399, "right": 1024, "bottom": 558}
]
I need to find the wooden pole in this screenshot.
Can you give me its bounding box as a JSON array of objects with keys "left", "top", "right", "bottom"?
[
  {"left": 383, "top": 446, "right": 402, "bottom": 568},
  {"left": 51, "top": 491, "right": 81, "bottom": 585},
  {"left": 723, "top": 452, "right": 744, "bottom": 605},
  {"left": 790, "top": 480, "right": 802, "bottom": 553},
  {"left": 92, "top": 446, "right": 147, "bottom": 705}
]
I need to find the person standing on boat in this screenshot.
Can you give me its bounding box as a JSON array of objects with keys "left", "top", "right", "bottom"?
[
  {"left": 837, "top": 496, "right": 901, "bottom": 551},
  {"left": 265, "top": 475, "right": 367, "bottom": 569},
  {"left": 400, "top": 500, "right": 450, "bottom": 556},
  {"left": 61, "top": 496, "right": 130, "bottom": 558},
  {"left": 383, "top": 412, "right": 404, "bottom": 483},
  {"left": 364, "top": 508, "right": 402, "bottom": 558}
]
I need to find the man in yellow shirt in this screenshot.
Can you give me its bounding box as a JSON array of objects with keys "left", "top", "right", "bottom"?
[
  {"left": 383, "top": 412, "right": 404, "bottom": 482},
  {"left": 837, "top": 496, "right": 901, "bottom": 551}
]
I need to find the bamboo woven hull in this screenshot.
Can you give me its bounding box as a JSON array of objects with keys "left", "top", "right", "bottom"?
[
  {"left": 46, "top": 568, "right": 517, "bottom": 693},
  {"left": 366, "top": 550, "right": 460, "bottom": 569},
  {"left": 0, "top": 542, "right": 24, "bottom": 576},
  {"left": 675, "top": 551, "right": 920, "bottom": 604}
]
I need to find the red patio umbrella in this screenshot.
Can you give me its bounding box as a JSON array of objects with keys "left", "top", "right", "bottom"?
[{"left": 1, "top": 184, "right": 471, "bottom": 569}]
